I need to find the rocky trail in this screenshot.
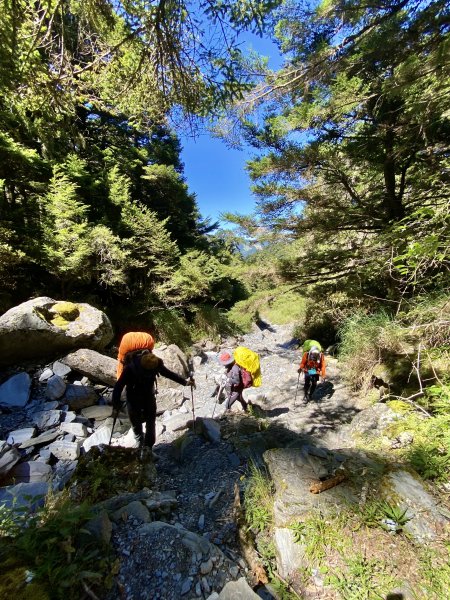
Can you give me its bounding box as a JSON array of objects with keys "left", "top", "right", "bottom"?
[
  {"left": 104, "top": 322, "right": 368, "bottom": 600},
  {"left": 1, "top": 313, "right": 448, "bottom": 600}
]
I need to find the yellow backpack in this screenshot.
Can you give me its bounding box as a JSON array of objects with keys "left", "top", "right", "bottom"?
[{"left": 233, "top": 346, "right": 262, "bottom": 388}]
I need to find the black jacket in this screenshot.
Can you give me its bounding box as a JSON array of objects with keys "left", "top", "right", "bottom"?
[{"left": 112, "top": 355, "right": 187, "bottom": 409}]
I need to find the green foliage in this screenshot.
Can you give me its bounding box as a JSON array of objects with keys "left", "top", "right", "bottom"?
[
  {"left": 338, "top": 311, "right": 398, "bottom": 391},
  {"left": 0, "top": 495, "right": 114, "bottom": 600},
  {"left": 152, "top": 309, "right": 193, "bottom": 350},
  {"left": 327, "top": 553, "right": 398, "bottom": 600},
  {"left": 227, "top": 286, "right": 307, "bottom": 332},
  {"left": 40, "top": 166, "right": 91, "bottom": 286},
  {"left": 290, "top": 512, "right": 347, "bottom": 564},
  {"left": 243, "top": 461, "right": 274, "bottom": 533}
]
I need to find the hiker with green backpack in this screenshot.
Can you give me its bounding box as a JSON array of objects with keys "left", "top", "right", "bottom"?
[
  {"left": 298, "top": 340, "right": 326, "bottom": 402},
  {"left": 217, "top": 347, "right": 261, "bottom": 412}
]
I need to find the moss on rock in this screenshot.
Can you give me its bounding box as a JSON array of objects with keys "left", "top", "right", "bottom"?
[{"left": 51, "top": 301, "right": 80, "bottom": 321}]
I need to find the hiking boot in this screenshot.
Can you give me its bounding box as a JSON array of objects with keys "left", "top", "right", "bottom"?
[{"left": 303, "top": 394, "right": 310, "bottom": 403}]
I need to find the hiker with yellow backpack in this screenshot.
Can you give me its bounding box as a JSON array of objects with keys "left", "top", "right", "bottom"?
[
  {"left": 298, "top": 340, "right": 326, "bottom": 402},
  {"left": 217, "top": 346, "right": 262, "bottom": 412}
]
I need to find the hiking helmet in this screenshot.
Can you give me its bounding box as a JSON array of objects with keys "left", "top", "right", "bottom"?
[
  {"left": 218, "top": 349, "right": 235, "bottom": 366},
  {"left": 309, "top": 346, "right": 320, "bottom": 358}
]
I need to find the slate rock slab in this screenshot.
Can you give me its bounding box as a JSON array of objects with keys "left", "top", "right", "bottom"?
[
  {"left": 46, "top": 375, "right": 66, "bottom": 400},
  {"left": 82, "top": 424, "right": 112, "bottom": 452},
  {"left": 218, "top": 577, "right": 260, "bottom": 599},
  {"left": 381, "top": 469, "right": 449, "bottom": 542},
  {"left": 65, "top": 384, "right": 98, "bottom": 410},
  {"left": 6, "top": 427, "right": 36, "bottom": 446},
  {"left": 0, "top": 481, "right": 49, "bottom": 510},
  {"left": 49, "top": 440, "right": 80, "bottom": 460},
  {"left": 81, "top": 405, "right": 113, "bottom": 420},
  {"left": 20, "top": 428, "right": 60, "bottom": 449},
  {"left": 62, "top": 348, "right": 117, "bottom": 386},
  {"left": 32, "top": 409, "right": 62, "bottom": 430},
  {"left": 10, "top": 461, "right": 53, "bottom": 483},
  {"left": 0, "top": 445, "right": 21, "bottom": 477},
  {"left": 0, "top": 372, "right": 31, "bottom": 408}
]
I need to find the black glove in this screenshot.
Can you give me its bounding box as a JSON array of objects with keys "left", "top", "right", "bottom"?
[
  {"left": 297, "top": 368, "right": 302, "bottom": 373},
  {"left": 186, "top": 377, "right": 196, "bottom": 389}
]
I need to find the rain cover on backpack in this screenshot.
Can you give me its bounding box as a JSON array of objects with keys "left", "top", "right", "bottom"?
[
  {"left": 233, "top": 346, "right": 262, "bottom": 387},
  {"left": 302, "top": 339, "right": 322, "bottom": 352}
]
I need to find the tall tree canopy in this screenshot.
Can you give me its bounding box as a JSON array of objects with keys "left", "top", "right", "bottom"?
[{"left": 238, "top": 0, "right": 450, "bottom": 300}]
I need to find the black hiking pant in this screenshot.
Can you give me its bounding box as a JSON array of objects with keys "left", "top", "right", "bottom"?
[
  {"left": 304, "top": 373, "right": 319, "bottom": 399},
  {"left": 127, "top": 397, "right": 157, "bottom": 448}
]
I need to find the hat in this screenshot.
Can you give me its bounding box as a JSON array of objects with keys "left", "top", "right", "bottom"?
[{"left": 218, "top": 350, "right": 235, "bottom": 366}]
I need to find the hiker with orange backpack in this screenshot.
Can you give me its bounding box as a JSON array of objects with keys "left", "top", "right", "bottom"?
[
  {"left": 112, "top": 332, "right": 194, "bottom": 453},
  {"left": 298, "top": 342, "right": 326, "bottom": 402}
]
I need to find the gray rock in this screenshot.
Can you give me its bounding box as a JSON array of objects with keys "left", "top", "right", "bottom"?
[
  {"left": 61, "top": 348, "right": 117, "bottom": 386},
  {"left": 195, "top": 418, "right": 221, "bottom": 443},
  {"left": 113, "top": 501, "right": 151, "bottom": 523},
  {"left": 39, "top": 368, "right": 54, "bottom": 382},
  {"left": 48, "top": 440, "right": 80, "bottom": 460},
  {"left": 0, "top": 372, "right": 31, "bottom": 408},
  {"left": 62, "top": 411, "right": 77, "bottom": 423},
  {"left": 20, "top": 428, "right": 61, "bottom": 449},
  {"left": 181, "top": 578, "right": 192, "bottom": 595},
  {"left": 164, "top": 412, "right": 192, "bottom": 433},
  {"left": 10, "top": 461, "right": 52, "bottom": 483},
  {"left": 0, "top": 445, "right": 21, "bottom": 477},
  {"left": 218, "top": 578, "right": 260, "bottom": 599},
  {"left": 0, "top": 481, "right": 49, "bottom": 510},
  {"left": 263, "top": 448, "right": 359, "bottom": 526},
  {"left": 156, "top": 388, "right": 186, "bottom": 414},
  {"left": 350, "top": 403, "right": 395, "bottom": 435},
  {"left": 0, "top": 297, "right": 113, "bottom": 367},
  {"left": 85, "top": 510, "right": 112, "bottom": 544},
  {"left": 154, "top": 344, "right": 189, "bottom": 388},
  {"left": 52, "top": 361, "right": 72, "bottom": 378},
  {"left": 7, "top": 427, "right": 36, "bottom": 446},
  {"left": 381, "top": 469, "right": 448, "bottom": 542},
  {"left": 65, "top": 384, "right": 98, "bottom": 410},
  {"left": 82, "top": 424, "right": 112, "bottom": 452},
  {"left": 200, "top": 558, "right": 213, "bottom": 575},
  {"left": 52, "top": 459, "right": 77, "bottom": 490},
  {"left": 60, "top": 422, "right": 88, "bottom": 437},
  {"left": 274, "top": 527, "right": 305, "bottom": 579},
  {"left": 46, "top": 375, "right": 66, "bottom": 400},
  {"left": 32, "top": 409, "right": 62, "bottom": 429},
  {"left": 81, "top": 405, "right": 113, "bottom": 420},
  {"left": 42, "top": 401, "right": 59, "bottom": 411}
]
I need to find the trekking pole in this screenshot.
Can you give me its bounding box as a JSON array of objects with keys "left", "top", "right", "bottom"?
[
  {"left": 189, "top": 371, "right": 196, "bottom": 429},
  {"left": 109, "top": 407, "right": 119, "bottom": 446},
  {"left": 294, "top": 371, "right": 301, "bottom": 406}
]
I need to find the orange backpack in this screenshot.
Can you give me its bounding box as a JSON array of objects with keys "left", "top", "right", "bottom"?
[{"left": 116, "top": 332, "right": 154, "bottom": 379}]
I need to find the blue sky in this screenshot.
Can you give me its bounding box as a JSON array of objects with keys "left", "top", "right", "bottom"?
[{"left": 180, "top": 33, "right": 282, "bottom": 226}]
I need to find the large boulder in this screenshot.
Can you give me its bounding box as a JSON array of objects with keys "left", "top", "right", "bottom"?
[
  {"left": 0, "top": 297, "right": 113, "bottom": 367},
  {"left": 153, "top": 344, "right": 189, "bottom": 389},
  {"left": 61, "top": 348, "right": 117, "bottom": 386}
]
